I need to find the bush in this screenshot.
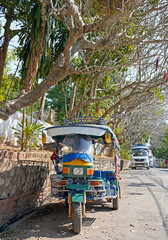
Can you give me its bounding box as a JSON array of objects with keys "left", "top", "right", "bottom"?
[{"left": 11, "top": 118, "right": 43, "bottom": 151}]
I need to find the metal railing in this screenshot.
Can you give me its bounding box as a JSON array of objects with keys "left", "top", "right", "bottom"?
[{"left": 64, "top": 116, "right": 107, "bottom": 126}]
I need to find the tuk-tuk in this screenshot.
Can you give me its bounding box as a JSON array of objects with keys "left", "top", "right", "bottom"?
[{"left": 43, "top": 116, "right": 121, "bottom": 234}]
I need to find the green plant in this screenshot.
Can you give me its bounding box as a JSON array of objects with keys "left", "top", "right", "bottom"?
[
  {"left": 160, "top": 162, "right": 164, "bottom": 168},
  {"left": 11, "top": 118, "right": 44, "bottom": 151},
  {"left": 120, "top": 144, "right": 131, "bottom": 160}
]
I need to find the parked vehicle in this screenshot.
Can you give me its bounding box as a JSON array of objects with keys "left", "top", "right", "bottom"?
[
  {"left": 131, "top": 143, "right": 150, "bottom": 170},
  {"left": 149, "top": 154, "right": 154, "bottom": 168},
  {"left": 164, "top": 160, "right": 168, "bottom": 168},
  {"left": 43, "top": 116, "right": 121, "bottom": 234}
]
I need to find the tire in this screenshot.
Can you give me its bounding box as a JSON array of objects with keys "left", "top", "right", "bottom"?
[
  {"left": 132, "top": 167, "right": 136, "bottom": 169},
  {"left": 65, "top": 199, "right": 68, "bottom": 208},
  {"left": 72, "top": 202, "right": 82, "bottom": 234},
  {"left": 119, "top": 185, "right": 121, "bottom": 199},
  {"left": 113, "top": 192, "right": 119, "bottom": 210},
  {"left": 147, "top": 167, "right": 150, "bottom": 170}
]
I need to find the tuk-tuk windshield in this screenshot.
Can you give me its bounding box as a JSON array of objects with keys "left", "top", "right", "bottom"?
[
  {"left": 62, "top": 135, "right": 94, "bottom": 155},
  {"left": 132, "top": 150, "right": 148, "bottom": 157}
]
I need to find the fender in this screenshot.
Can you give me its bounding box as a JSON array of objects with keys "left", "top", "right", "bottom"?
[{"left": 72, "top": 193, "right": 84, "bottom": 202}]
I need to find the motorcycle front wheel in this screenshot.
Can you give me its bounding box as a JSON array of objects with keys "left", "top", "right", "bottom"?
[{"left": 72, "top": 202, "right": 82, "bottom": 234}]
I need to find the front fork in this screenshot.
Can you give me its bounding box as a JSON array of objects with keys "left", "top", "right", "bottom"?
[{"left": 68, "top": 192, "right": 86, "bottom": 218}]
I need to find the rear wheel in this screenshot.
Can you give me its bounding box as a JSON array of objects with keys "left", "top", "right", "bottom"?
[
  {"left": 65, "top": 199, "right": 68, "bottom": 208},
  {"left": 119, "top": 184, "right": 121, "bottom": 199},
  {"left": 72, "top": 202, "right": 82, "bottom": 234},
  {"left": 113, "top": 192, "right": 119, "bottom": 210}
]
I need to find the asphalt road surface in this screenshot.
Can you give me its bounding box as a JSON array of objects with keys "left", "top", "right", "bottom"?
[{"left": 1, "top": 168, "right": 168, "bottom": 240}]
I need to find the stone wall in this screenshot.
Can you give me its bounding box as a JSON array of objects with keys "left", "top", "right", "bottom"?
[
  {"left": 94, "top": 155, "right": 115, "bottom": 171},
  {"left": 94, "top": 155, "right": 129, "bottom": 171},
  {"left": 0, "top": 150, "right": 52, "bottom": 231}
]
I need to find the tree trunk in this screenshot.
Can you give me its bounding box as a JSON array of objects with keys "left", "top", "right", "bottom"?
[
  {"left": 0, "top": 9, "right": 13, "bottom": 88},
  {"left": 21, "top": 107, "right": 25, "bottom": 151},
  {"left": 99, "top": 144, "right": 108, "bottom": 156},
  {"left": 38, "top": 93, "right": 46, "bottom": 120},
  {"left": 30, "top": 105, "right": 33, "bottom": 124},
  {"left": 25, "top": 23, "right": 46, "bottom": 92},
  {"left": 35, "top": 93, "right": 46, "bottom": 124},
  {"left": 0, "top": 52, "right": 68, "bottom": 120},
  {"left": 68, "top": 83, "right": 77, "bottom": 116},
  {"left": 46, "top": 108, "right": 54, "bottom": 125},
  {"left": 107, "top": 144, "right": 114, "bottom": 157}
]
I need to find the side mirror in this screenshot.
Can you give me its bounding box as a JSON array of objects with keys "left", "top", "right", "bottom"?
[
  {"left": 105, "top": 132, "right": 112, "bottom": 144},
  {"left": 42, "top": 132, "right": 46, "bottom": 144}
]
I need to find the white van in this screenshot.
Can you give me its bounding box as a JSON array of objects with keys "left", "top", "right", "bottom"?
[
  {"left": 131, "top": 144, "right": 150, "bottom": 170},
  {"left": 148, "top": 154, "right": 154, "bottom": 168}
]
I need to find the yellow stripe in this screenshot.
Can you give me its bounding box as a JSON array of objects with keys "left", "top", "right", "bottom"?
[{"left": 63, "top": 159, "right": 93, "bottom": 166}]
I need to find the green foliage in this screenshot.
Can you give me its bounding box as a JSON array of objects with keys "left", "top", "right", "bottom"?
[
  {"left": 0, "top": 74, "right": 20, "bottom": 101},
  {"left": 45, "top": 81, "right": 72, "bottom": 124},
  {"left": 16, "top": 2, "right": 69, "bottom": 83},
  {"left": 148, "top": 0, "right": 160, "bottom": 4},
  {"left": 38, "top": 19, "right": 69, "bottom": 80},
  {"left": 120, "top": 144, "right": 131, "bottom": 160},
  {"left": 1, "top": 0, "right": 132, "bottom": 122},
  {"left": 153, "top": 126, "right": 168, "bottom": 159},
  {"left": 25, "top": 100, "right": 41, "bottom": 116},
  {"left": 11, "top": 118, "right": 44, "bottom": 151},
  {"left": 152, "top": 88, "right": 164, "bottom": 103},
  {"left": 155, "top": 107, "right": 165, "bottom": 116},
  {"left": 160, "top": 161, "right": 164, "bottom": 168},
  {"left": 0, "top": 50, "right": 21, "bottom": 101},
  {"left": 16, "top": 2, "right": 44, "bottom": 83}
]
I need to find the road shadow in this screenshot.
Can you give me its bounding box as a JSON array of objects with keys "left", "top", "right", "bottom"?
[
  {"left": 128, "top": 182, "right": 156, "bottom": 187},
  {"left": 129, "top": 192, "right": 144, "bottom": 195},
  {"left": 86, "top": 201, "right": 116, "bottom": 212},
  {"left": 1, "top": 200, "right": 113, "bottom": 239},
  {"left": 160, "top": 169, "right": 168, "bottom": 172},
  {"left": 135, "top": 176, "right": 168, "bottom": 238}
]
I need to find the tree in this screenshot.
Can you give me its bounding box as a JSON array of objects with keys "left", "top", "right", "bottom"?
[
  {"left": 45, "top": 80, "right": 73, "bottom": 123},
  {"left": 0, "top": 0, "right": 37, "bottom": 88},
  {"left": 115, "top": 88, "right": 168, "bottom": 148},
  {"left": 0, "top": 0, "right": 167, "bottom": 120},
  {"left": 153, "top": 126, "right": 168, "bottom": 159},
  {"left": 0, "top": 49, "right": 21, "bottom": 101}
]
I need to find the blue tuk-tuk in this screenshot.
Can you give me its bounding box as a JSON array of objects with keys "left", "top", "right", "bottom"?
[{"left": 44, "top": 116, "right": 121, "bottom": 234}]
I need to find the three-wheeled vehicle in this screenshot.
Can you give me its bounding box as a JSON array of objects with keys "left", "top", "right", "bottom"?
[{"left": 43, "top": 116, "right": 121, "bottom": 234}]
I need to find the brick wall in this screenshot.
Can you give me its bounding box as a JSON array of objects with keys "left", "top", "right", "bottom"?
[{"left": 0, "top": 150, "right": 52, "bottom": 231}]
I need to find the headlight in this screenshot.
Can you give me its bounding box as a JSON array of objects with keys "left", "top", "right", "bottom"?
[
  {"left": 73, "top": 167, "right": 83, "bottom": 175},
  {"left": 67, "top": 178, "right": 73, "bottom": 184}
]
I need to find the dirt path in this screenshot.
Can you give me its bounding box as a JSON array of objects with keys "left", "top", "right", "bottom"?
[{"left": 1, "top": 168, "right": 168, "bottom": 240}]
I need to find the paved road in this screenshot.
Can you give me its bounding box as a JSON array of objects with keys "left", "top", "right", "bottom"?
[{"left": 1, "top": 168, "right": 168, "bottom": 240}]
